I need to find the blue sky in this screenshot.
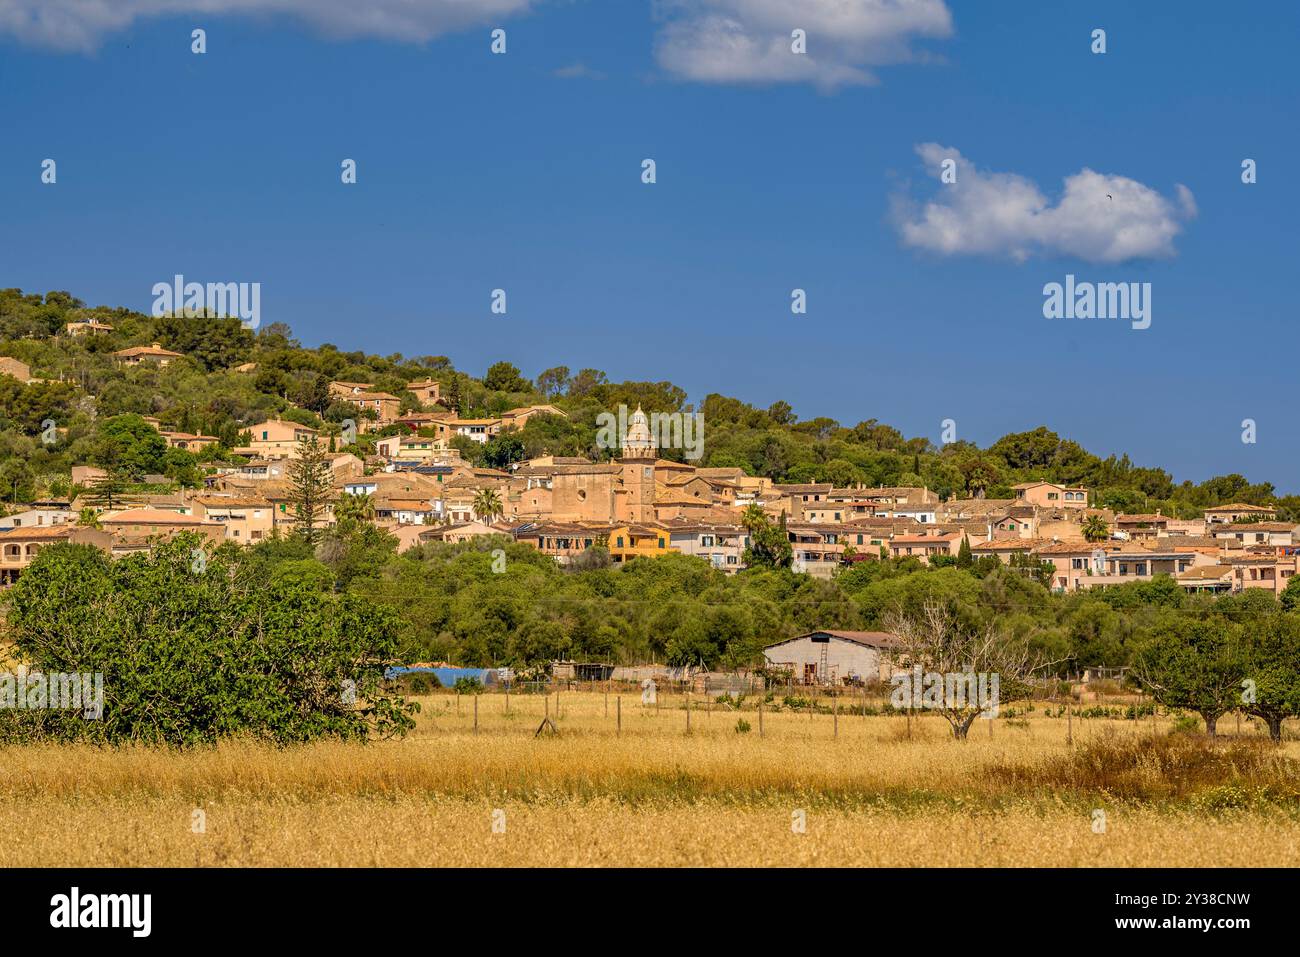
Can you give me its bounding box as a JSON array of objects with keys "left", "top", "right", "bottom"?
[{"left": 2, "top": 1, "right": 1296, "bottom": 490}]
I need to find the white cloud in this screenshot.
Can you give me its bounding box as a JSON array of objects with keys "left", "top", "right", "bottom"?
[
  {"left": 654, "top": 0, "right": 953, "bottom": 91},
  {"left": 894, "top": 144, "right": 1198, "bottom": 263},
  {"left": 554, "top": 61, "right": 604, "bottom": 80},
  {"left": 0, "top": 0, "right": 537, "bottom": 53}
]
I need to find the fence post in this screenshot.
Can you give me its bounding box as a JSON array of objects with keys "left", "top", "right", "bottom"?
[
  {"left": 833, "top": 700, "right": 838, "bottom": 739},
  {"left": 758, "top": 701, "right": 764, "bottom": 738},
  {"left": 616, "top": 696, "right": 621, "bottom": 736},
  {"left": 1067, "top": 702, "right": 1073, "bottom": 747},
  {"left": 505, "top": 686, "right": 510, "bottom": 715},
  {"left": 474, "top": 694, "right": 479, "bottom": 735},
  {"left": 686, "top": 694, "right": 691, "bottom": 735}
]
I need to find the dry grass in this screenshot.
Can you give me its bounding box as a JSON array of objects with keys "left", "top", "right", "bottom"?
[
  {"left": 994, "top": 730, "right": 1300, "bottom": 805},
  {"left": 2, "top": 690, "right": 1297, "bottom": 866},
  {"left": 5, "top": 798, "right": 1297, "bottom": 867}
]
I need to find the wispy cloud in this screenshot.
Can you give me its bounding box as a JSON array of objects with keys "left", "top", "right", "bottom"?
[
  {"left": 553, "top": 61, "right": 604, "bottom": 80},
  {"left": 893, "top": 144, "right": 1198, "bottom": 263},
  {"left": 653, "top": 0, "right": 953, "bottom": 91},
  {"left": 0, "top": 0, "right": 538, "bottom": 53}
]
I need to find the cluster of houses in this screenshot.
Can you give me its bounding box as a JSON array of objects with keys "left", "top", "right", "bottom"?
[{"left": 0, "top": 363, "right": 1295, "bottom": 599}]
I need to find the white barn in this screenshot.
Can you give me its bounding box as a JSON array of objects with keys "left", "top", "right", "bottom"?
[{"left": 763, "top": 630, "right": 899, "bottom": 686}]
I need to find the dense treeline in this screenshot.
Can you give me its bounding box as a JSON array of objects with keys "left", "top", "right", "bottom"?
[
  {"left": 1, "top": 287, "right": 1294, "bottom": 519},
  {"left": 139, "top": 521, "right": 1300, "bottom": 677},
  {"left": 8, "top": 525, "right": 1299, "bottom": 741}
]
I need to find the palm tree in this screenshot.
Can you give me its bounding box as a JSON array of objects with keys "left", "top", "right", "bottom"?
[
  {"left": 740, "top": 502, "right": 766, "bottom": 531},
  {"left": 76, "top": 507, "right": 102, "bottom": 529},
  {"left": 1081, "top": 513, "right": 1110, "bottom": 543},
  {"left": 473, "top": 488, "right": 503, "bottom": 524},
  {"left": 335, "top": 491, "right": 375, "bottom": 526}
]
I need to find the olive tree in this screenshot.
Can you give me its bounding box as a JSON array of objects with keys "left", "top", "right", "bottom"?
[
  {"left": 1134, "top": 617, "right": 1246, "bottom": 737},
  {"left": 1241, "top": 614, "right": 1300, "bottom": 742},
  {"left": 884, "top": 602, "right": 1043, "bottom": 740}
]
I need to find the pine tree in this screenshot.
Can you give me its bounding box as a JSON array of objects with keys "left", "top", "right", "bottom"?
[
  {"left": 84, "top": 471, "right": 130, "bottom": 510},
  {"left": 288, "top": 436, "right": 333, "bottom": 546}
]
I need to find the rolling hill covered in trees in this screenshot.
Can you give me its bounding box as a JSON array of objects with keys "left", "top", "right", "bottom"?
[{"left": 1, "top": 287, "right": 1292, "bottom": 520}]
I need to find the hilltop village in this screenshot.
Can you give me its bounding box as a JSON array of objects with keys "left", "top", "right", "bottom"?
[{"left": 2, "top": 353, "right": 1293, "bottom": 599}]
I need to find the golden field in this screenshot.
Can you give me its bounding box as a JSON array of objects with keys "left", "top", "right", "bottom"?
[{"left": 2, "top": 689, "right": 1298, "bottom": 867}]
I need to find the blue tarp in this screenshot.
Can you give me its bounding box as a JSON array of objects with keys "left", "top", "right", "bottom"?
[{"left": 386, "top": 666, "right": 496, "bottom": 686}]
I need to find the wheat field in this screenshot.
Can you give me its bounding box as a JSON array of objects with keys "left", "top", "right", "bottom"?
[{"left": 2, "top": 689, "right": 1298, "bottom": 867}]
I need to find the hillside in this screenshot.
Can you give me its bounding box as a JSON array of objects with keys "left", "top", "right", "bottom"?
[{"left": 1, "top": 287, "right": 1292, "bottom": 520}]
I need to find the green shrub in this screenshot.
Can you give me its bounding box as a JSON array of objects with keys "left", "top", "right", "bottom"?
[
  {"left": 1171, "top": 713, "right": 1204, "bottom": 736},
  {"left": 0, "top": 535, "right": 417, "bottom": 746},
  {"left": 404, "top": 673, "right": 440, "bottom": 694}
]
